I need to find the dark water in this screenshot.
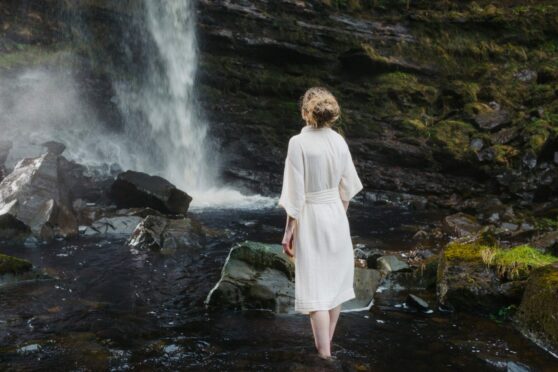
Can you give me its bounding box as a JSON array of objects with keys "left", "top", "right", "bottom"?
[{"left": 1, "top": 202, "right": 557, "bottom": 371}]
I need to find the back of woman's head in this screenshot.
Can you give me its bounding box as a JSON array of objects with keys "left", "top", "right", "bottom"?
[{"left": 300, "top": 87, "right": 340, "bottom": 128}]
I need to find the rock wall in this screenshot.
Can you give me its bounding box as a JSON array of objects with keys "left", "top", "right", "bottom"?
[{"left": 1, "top": 0, "right": 557, "bottom": 214}]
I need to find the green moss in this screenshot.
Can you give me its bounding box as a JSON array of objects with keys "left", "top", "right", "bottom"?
[
  {"left": 444, "top": 242, "right": 486, "bottom": 262},
  {"left": 428, "top": 120, "right": 478, "bottom": 160},
  {"left": 0, "top": 253, "right": 33, "bottom": 275},
  {"left": 491, "top": 144, "right": 520, "bottom": 166},
  {"left": 522, "top": 119, "right": 558, "bottom": 155},
  {"left": 443, "top": 242, "right": 558, "bottom": 280}
]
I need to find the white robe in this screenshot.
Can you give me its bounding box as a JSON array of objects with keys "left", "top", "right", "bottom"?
[{"left": 278, "top": 125, "right": 364, "bottom": 314}]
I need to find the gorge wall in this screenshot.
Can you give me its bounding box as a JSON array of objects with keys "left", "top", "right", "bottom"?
[{"left": 1, "top": 1, "right": 557, "bottom": 218}]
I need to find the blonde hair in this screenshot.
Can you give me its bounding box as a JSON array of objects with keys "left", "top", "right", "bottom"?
[{"left": 300, "top": 87, "right": 341, "bottom": 128}]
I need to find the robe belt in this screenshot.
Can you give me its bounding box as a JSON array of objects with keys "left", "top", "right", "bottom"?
[{"left": 305, "top": 187, "right": 340, "bottom": 204}]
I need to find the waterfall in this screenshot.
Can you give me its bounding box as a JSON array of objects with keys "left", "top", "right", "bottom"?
[
  {"left": 0, "top": 1, "right": 275, "bottom": 209},
  {"left": 114, "top": 1, "right": 216, "bottom": 192}
]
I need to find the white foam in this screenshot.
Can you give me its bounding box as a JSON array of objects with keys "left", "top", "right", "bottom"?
[{"left": 189, "top": 187, "right": 278, "bottom": 210}]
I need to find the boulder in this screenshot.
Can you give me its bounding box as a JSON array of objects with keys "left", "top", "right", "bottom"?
[
  {"left": 127, "top": 215, "right": 206, "bottom": 252},
  {"left": 436, "top": 242, "right": 526, "bottom": 314},
  {"left": 342, "top": 268, "right": 383, "bottom": 312},
  {"left": 442, "top": 212, "right": 482, "bottom": 239},
  {"left": 204, "top": 241, "right": 295, "bottom": 313},
  {"left": 470, "top": 102, "right": 511, "bottom": 131},
  {"left": 110, "top": 170, "right": 192, "bottom": 215},
  {"left": 515, "top": 263, "right": 558, "bottom": 355},
  {"left": 0, "top": 152, "right": 78, "bottom": 241}
]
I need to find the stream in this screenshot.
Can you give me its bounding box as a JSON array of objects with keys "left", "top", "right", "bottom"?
[{"left": 1, "top": 201, "right": 557, "bottom": 371}]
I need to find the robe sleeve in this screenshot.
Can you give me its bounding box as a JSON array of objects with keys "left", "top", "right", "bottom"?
[
  {"left": 278, "top": 136, "right": 305, "bottom": 220},
  {"left": 339, "top": 145, "right": 363, "bottom": 202}
]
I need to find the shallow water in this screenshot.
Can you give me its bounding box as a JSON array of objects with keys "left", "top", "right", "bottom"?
[{"left": 1, "top": 202, "right": 557, "bottom": 371}]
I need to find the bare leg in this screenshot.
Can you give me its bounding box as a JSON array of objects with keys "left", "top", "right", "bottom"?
[
  {"left": 309, "top": 310, "right": 331, "bottom": 358},
  {"left": 328, "top": 304, "right": 342, "bottom": 347}
]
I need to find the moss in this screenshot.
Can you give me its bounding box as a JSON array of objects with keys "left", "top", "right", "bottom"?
[
  {"left": 516, "top": 263, "right": 558, "bottom": 354},
  {"left": 444, "top": 241, "right": 485, "bottom": 262},
  {"left": 428, "top": 120, "right": 478, "bottom": 160},
  {"left": 443, "top": 242, "right": 557, "bottom": 281},
  {"left": 491, "top": 144, "right": 520, "bottom": 166},
  {"left": 0, "top": 253, "right": 33, "bottom": 275},
  {"left": 522, "top": 119, "right": 558, "bottom": 155}
]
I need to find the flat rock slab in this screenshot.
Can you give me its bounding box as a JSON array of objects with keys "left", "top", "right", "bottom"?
[{"left": 110, "top": 170, "right": 192, "bottom": 215}]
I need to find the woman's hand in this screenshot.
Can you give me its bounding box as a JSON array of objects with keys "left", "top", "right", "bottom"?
[
  {"left": 282, "top": 231, "right": 295, "bottom": 258},
  {"left": 282, "top": 215, "right": 296, "bottom": 258}
]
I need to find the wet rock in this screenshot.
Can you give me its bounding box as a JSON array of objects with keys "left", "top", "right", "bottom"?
[
  {"left": 82, "top": 216, "right": 143, "bottom": 237},
  {"left": 127, "top": 215, "right": 206, "bottom": 252},
  {"left": 0, "top": 253, "right": 32, "bottom": 275},
  {"left": 41, "top": 140, "right": 66, "bottom": 155},
  {"left": 0, "top": 253, "right": 50, "bottom": 286},
  {"left": 406, "top": 294, "right": 430, "bottom": 311},
  {"left": 343, "top": 268, "right": 383, "bottom": 311},
  {"left": 110, "top": 170, "right": 192, "bottom": 215},
  {"left": 354, "top": 247, "right": 383, "bottom": 268},
  {"left": 437, "top": 242, "right": 526, "bottom": 314},
  {"left": 0, "top": 152, "right": 78, "bottom": 241},
  {"left": 204, "top": 241, "right": 295, "bottom": 313},
  {"left": 515, "top": 263, "right": 558, "bottom": 356},
  {"left": 531, "top": 231, "right": 558, "bottom": 255},
  {"left": 0, "top": 140, "right": 12, "bottom": 181},
  {"left": 442, "top": 212, "right": 482, "bottom": 239},
  {"left": 377, "top": 255, "right": 410, "bottom": 273}
]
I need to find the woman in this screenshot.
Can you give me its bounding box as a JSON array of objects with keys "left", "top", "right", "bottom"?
[{"left": 278, "top": 87, "right": 363, "bottom": 360}]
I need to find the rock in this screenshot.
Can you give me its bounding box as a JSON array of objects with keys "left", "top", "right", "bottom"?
[
  {"left": 0, "top": 152, "right": 78, "bottom": 241},
  {"left": 531, "top": 231, "right": 558, "bottom": 255},
  {"left": 127, "top": 215, "right": 206, "bottom": 252},
  {"left": 342, "top": 268, "right": 383, "bottom": 312},
  {"left": 0, "top": 140, "right": 12, "bottom": 181},
  {"left": 110, "top": 170, "right": 192, "bottom": 215},
  {"left": 354, "top": 247, "right": 383, "bottom": 268},
  {"left": 41, "top": 141, "right": 66, "bottom": 155},
  {"left": 0, "top": 253, "right": 32, "bottom": 275},
  {"left": 406, "top": 294, "right": 430, "bottom": 311},
  {"left": 500, "top": 222, "right": 519, "bottom": 231},
  {"left": 437, "top": 242, "right": 526, "bottom": 314},
  {"left": 469, "top": 138, "right": 484, "bottom": 152},
  {"left": 82, "top": 216, "right": 143, "bottom": 237},
  {"left": 490, "top": 127, "right": 519, "bottom": 145},
  {"left": 515, "top": 263, "right": 558, "bottom": 356},
  {"left": 204, "top": 241, "right": 295, "bottom": 313},
  {"left": 514, "top": 69, "right": 537, "bottom": 82},
  {"left": 377, "top": 255, "right": 410, "bottom": 273},
  {"left": 471, "top": 103, "right": 511, "bottom": 131},
  {"left": 0, "top": 253, "right": 50, "bottom": 287},
  {"left": 442, "top": 212, "right": 482, "bottom": 239}
]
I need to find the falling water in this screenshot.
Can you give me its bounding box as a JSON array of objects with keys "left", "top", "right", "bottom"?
[
  {"left": 114, "top": 1, "right": 215, "bottom": 192},
  {"left": 0, "top": 1, "right": 276, "bottom": 209}
]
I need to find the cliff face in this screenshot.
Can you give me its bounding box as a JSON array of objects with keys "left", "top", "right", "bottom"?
[{"left": 1, "top": 1, "right": 557, "bottom": 217}]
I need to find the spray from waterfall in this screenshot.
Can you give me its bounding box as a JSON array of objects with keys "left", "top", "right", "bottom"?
[{"left": 0, "top": 1, "right": 275, "bottom": 209}]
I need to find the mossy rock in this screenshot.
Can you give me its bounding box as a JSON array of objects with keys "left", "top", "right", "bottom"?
[
  {"left": 515, "top": 263, "right": 558, "bottom": 355},
  {"left": 428, "top": 120, "right": 478, "bottom": 161},
  {"left": 0, "top": 253, "right": 32, "bottom": 275},
  {"left": 436, "top": 242, "right": 557, "bottom": 314}
]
